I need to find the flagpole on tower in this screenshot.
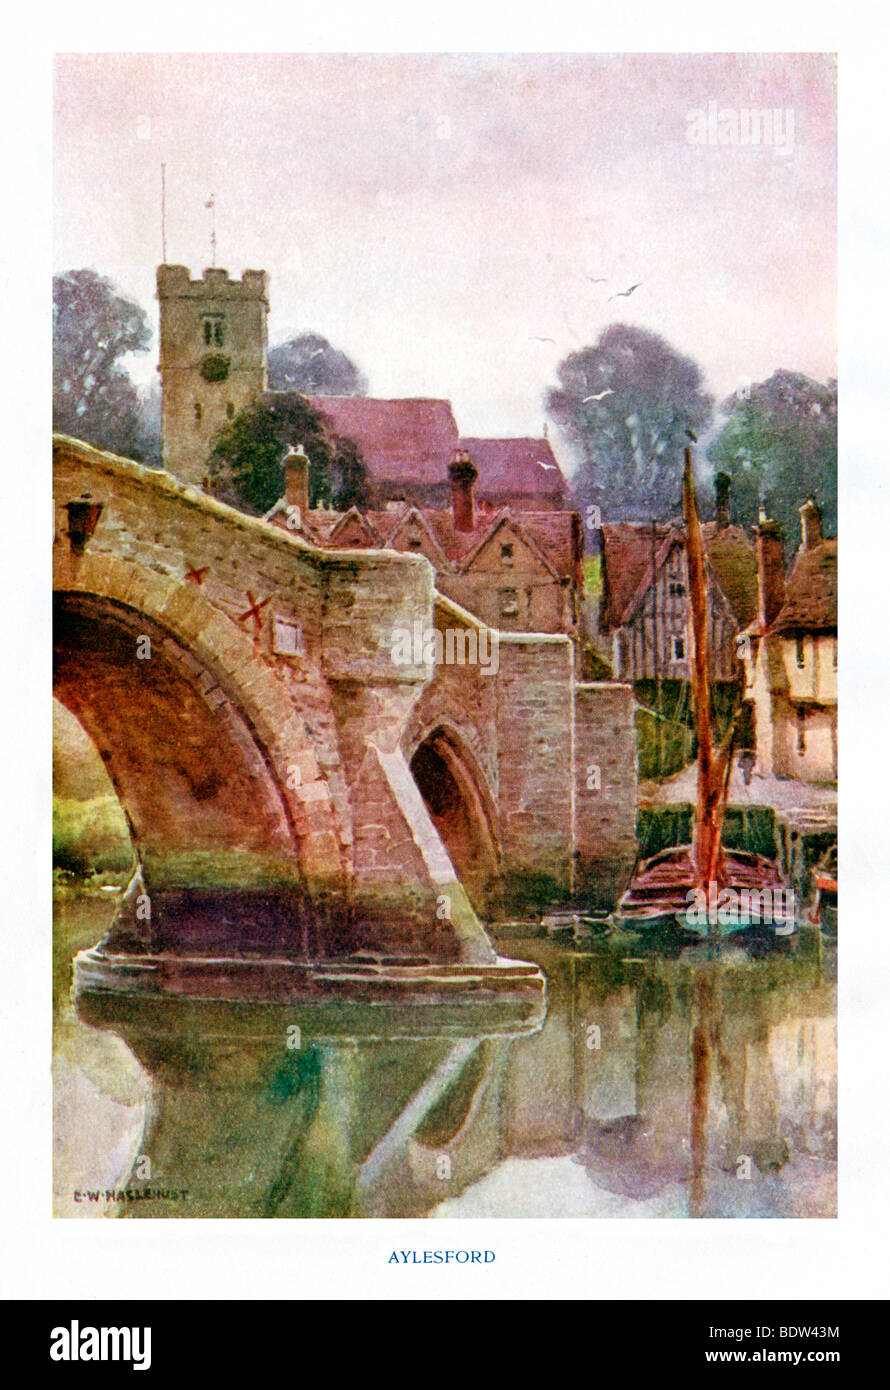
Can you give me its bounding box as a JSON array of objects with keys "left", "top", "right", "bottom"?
[
  {"left": 206, "top": 194, "right": 216, "bottom": 268},
  {"left": 160, "top": 163, "right": 167, "bottom": 264}
]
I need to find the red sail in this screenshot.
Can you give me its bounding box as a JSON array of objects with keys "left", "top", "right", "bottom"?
[{"left": 682, "top": 447, "right": 726, "bottom": 891}]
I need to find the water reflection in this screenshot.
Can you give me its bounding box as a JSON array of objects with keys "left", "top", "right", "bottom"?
[{"left": 55, "top": 894, "right": 836, "bottom": 1219}]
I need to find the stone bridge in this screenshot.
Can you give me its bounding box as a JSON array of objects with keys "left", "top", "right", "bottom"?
[{"left": 54, "top": 436, "right": 636, "bottom": 1003}]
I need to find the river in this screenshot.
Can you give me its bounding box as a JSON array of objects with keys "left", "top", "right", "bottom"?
[{"left": 53, "top": 890, "right": 836, "bottom": 1219}]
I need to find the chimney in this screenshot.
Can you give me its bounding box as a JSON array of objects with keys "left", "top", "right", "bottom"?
[
  {"left": 284, "top": 445, "right": 310, "bottom": 518},
  {"left": 449, "top": 450, "right": 478, "bottom": 533},
  {"left": 714, "top": 471, "right": 732, "bottom": 529},
  {"left": 755, "top": 518, "right": 785, "bottom": 631},
  {"left": 800, "top": 495, "right": 823, "bottom": 552}
]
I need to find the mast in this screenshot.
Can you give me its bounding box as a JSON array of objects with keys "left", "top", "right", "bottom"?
[{"left": 682, "top": 446, "right": 725, "bottom": 891}]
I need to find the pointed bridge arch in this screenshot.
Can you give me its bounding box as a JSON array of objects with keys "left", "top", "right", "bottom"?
[{"left": 54, "top": 554, "right": 348, "bottom": 956}]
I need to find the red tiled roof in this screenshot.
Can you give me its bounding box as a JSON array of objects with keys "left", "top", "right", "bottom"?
[
  {"left": 458, "top": 437, "right": 568, "bottom": 499},
  {"left": 600, "top": 520, "right": 758, "bottom": 630},
  {"left": 600, "top": 523, "right": 676, "bottom": 630},
  {"left": 771, "top": 538, "right": 837, "bottom": 634},
  {"left": 307, "top": 396, "right": 459, "bottom": 484}
]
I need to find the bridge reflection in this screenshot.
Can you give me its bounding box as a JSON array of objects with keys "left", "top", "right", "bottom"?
[{"left": 66, "top": 922, "right": 836, "bottom": 1219}]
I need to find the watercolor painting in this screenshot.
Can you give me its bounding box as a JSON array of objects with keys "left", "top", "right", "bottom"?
[{"left": 53, "top": 53, "right": 836, "bottom": 1219}]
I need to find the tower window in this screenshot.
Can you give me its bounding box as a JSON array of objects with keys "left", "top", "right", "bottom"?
[
  {"left": 669, "top": 580, "right": 685, "bottom": 597},
  {"left": 193, "top": 402, "right": 202, "bottom": 424},
  {"left": 203, "top": 315, "right": 225, "bottom": 347},
  {"left": 671, "top": 634, "right": 685, "bottom": 661}
]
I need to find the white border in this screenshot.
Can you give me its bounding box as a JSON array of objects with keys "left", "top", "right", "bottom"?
[{"left": 3, "top": 4, "right": 888, "bottom": 1303}]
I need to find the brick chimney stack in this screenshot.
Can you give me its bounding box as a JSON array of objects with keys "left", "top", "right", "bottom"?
[
  {"left": 449, "top": 450, "right": 478, "bottom": 533},
  {"left": 755, "top": 518, "right": 785, "bottom": 631},
  {"left": 800, "top": 495, "right": 823, "bottom": 552},
  {"left": 714, "top": 471, "right": 732, "bottom": 529},
  {"left": 284, "top": 445, "right": 310, "bottom": 518}
]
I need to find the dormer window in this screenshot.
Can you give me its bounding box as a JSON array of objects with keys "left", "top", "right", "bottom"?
[
  {"left": 796, "top": 636, "right": 806, "bottom": 668},
  {"left": 203, "top": 315, "right": 225, "bottom": 347},
  {"left": 408, "top": 535, "right": 423, "bottom": 551}
]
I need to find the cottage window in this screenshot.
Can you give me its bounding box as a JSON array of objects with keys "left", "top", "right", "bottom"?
[
  {"left": 796, "top": 635, "right": 805, "bottom": 668},
  {"left": 501, "top": 543, "right": 514, "bottom": 567},
  {"left": 226, "top": 401, "right": 235, "bottom": 419},
  {"left": 797, "top": 707, "right": 807, "bottom": 755},
  {"left": 833, "top": 640, "right": 838, "bottom": 669},
  {"left": 408, "top": 537, "right": 423, "bottom": 551},
  {"left": 669, "top": 580, "right": 685, "bottom": 597},
  {"left": 671, "top": 634, "right": 685, "bottom": 661},
  {"left": 499, "top": 589, "right": 519, "bottom": 618},
  {"left": 193, "top": 402, "right": 202, "bottom": 425}
]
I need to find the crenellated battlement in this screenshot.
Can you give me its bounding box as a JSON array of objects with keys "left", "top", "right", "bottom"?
[{"left": 157, "top": 264, "right": 268, "bottom": 302}]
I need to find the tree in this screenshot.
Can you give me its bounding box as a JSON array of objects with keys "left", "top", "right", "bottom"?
[
  {"left": 53, "top": 269, "right": 153, "bottom": 459},
  {"left": 207, "top": 394, "right": 368, "bottom": 516},
  {"left": 267, "top": 333, "right": 368, "bottom": 396},
  {"left": 546, "top": 324, "right": 714, "bottom": 524},
  {"left": 707, "top": 371, "right": 837, "bottom": 556}
]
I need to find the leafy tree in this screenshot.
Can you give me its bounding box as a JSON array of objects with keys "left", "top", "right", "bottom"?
[
  {"left": 546, "top": 324, "right": 714, "bottom": 524},
  {"left": 53, "top": 269, "right": 152, "bottom": 459},
  {"left": 707, "top": 370, "right": 837, "bottom": 556},
  {"left": 207, "top": 394, "right": 368, "bottom": 516},
  {"left": 267, "top": 332, "right": 368, "bottom": 396}
]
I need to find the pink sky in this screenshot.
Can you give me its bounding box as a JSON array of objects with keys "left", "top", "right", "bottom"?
[{"left": 54, "top": 52, "right": 836, "bottom": 461}]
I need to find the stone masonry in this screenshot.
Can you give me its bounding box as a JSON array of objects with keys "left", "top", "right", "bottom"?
[{"left": 54, "top": 434, "right": 637, "bottom": 964}]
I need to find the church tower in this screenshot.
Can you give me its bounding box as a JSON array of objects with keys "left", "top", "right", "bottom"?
[{"left": 157, "top": 265, "right": 269, "bottom": 486}]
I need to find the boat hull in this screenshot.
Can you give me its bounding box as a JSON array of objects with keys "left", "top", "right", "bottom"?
[{"left": 613, "top": 846, "right": 796, "bottom": 941}]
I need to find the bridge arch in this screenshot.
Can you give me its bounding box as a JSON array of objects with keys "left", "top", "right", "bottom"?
[
  {"left": 54, "top": 554, "right": 348, "bottom": 953},
  {"left": 406, "top": 721, "right": 502, "bottom": 917}
]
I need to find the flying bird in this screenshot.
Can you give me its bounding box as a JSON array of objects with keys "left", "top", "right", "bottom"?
[
  {"left": 530, "top": 336, "right": 555, "bottom": 343},
  {"left": 583, "top": 389, "right": 614, "bottom": 402},
  {"left": 587, "top": 276, "right": 607, "bottom": 283},
  {"left": 608, "top": 282, "right": 643, "bottom": 301},
  {"left": 537, "top": 461, "right": 560, "bottom": 470}
]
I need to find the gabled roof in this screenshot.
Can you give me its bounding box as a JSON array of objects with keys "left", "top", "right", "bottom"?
[
  {"left": 600, "top": 520, "right": 758, "bottom": 631},
  {"left": 771, "top": 538, "right": 837, "bottom": 634},
  {"left": 307, "top": 396, "right": 459, "bottom": 485},
  {"left": 600, "top": 522, "right": 677, "bottom": 629},
  {"left": 384, "top": 506, "right": 454, "bottom": 570},
  {"left": 457, "top": 437, "right": 568, "bottom": 499},
  {"left": 326, "top": 506, "right": 383, "bottom": 547},
  {"left": 458, "top": 510, "right": 562, "bottom": 580},
  {"left": 264, "top": 495, "right": 580, "bottom": 582},
  {"left": 701, "top": 521, "right": 759, "bottom": 629}
]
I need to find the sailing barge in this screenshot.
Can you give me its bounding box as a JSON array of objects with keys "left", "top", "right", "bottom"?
[{"left": 614, "top": 447, "right": 795, "bottom": 942}]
